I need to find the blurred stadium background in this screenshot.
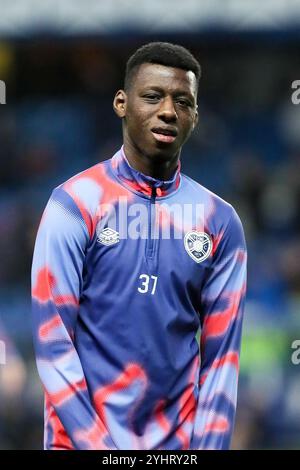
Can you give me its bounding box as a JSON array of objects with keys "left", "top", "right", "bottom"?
[{"left": 1, "top": 0, "right": 300, "bottom": 450}]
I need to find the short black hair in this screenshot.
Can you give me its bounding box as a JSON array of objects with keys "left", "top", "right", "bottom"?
[{"left": 124, "top": 42, "right": 201, "bottom": 91}]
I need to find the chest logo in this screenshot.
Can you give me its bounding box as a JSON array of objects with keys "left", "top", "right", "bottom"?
[
  {"left": 184, "top": 231, "right": 212, "bottom": 263},
  {"left": 97, "top": 227, "right": 120, "bottom": 246}
]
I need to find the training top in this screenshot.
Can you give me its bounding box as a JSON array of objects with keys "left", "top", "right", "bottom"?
[{"left": 31, "top": 146, "right": 247, "bottom": 450}]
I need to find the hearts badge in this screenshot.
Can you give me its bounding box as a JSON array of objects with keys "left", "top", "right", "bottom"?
[{"left": 184, "top": 231, "right": 212, "bottom": 263}]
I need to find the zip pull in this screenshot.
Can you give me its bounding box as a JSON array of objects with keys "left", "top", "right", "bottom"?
[
  {"left": 147, "top": 185, "right": 157, "bottom": 258},
  {"left": 151, "top": 186, "right": 157, "bottom": 202}
]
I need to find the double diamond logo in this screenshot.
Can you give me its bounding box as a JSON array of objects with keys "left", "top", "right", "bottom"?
[{"left": 97, "top": 227, "right": 120, "bottom": 246}]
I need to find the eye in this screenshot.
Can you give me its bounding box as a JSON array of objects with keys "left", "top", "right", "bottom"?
[
  {"left": 176, "top": 99, "right": 191, "bottom": 107},
  {"left": 143, "top": 93, "right": 160, "bottom": 101}
]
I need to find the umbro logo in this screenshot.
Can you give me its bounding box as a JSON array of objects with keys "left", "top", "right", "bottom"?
[{"left": 97, "top": 227, "right": 120, "bottom": 246}]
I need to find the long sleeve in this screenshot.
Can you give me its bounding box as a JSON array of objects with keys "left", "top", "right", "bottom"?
[
  {"left": 31, "top": 186, "right": 108, "bottom": 450},
  {"left": 191, "top": 207, "right": 247, "bottom": 450}
]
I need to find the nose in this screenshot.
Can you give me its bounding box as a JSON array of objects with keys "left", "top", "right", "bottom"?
[{"left": 157, "top": 96, "right": 178, "bottom": 122}]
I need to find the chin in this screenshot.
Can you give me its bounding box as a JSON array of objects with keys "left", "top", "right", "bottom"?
[{"left": 147, "top": 143, "right": 178, "bottom": 161}]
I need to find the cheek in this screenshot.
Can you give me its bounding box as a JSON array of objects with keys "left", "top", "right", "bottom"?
[
  {"left": 177, "top": 119, "right": 196, "bottom": 146},
  {"left": 126, "top": 107, "right": 151, "bottom": 132},
  {"left": 180, "top": 116, "right": 195, "bottom": 137}
]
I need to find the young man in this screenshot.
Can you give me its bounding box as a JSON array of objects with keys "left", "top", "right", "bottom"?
[{"left": 31, "top": 42, "right": 247, "bottom": 450}]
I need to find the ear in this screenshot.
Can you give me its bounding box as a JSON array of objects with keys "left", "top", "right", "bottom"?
[{"left": 113, "top": 89, "right": 127, "bottom": 118}]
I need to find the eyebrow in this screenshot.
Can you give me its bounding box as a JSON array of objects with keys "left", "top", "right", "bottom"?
[{"left": 140, "top": 85, "right": 196, "bottom": 104}]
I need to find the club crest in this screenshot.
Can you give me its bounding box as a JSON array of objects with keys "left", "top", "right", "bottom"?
[{"left": 184, "top": 231, "right": 212, "bottom": 263}]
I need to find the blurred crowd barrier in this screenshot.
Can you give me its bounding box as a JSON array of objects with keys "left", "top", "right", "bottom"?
[{"left": 0, "top": 37, "right": 300, "bottom": 449}]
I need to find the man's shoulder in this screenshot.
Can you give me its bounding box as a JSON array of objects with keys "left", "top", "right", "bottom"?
[
  {"left": 48, "top": 159, "right": 111, "bottom": 219},
  {"left": 181, "top": 172, "right": 234, "bottom": 216},
  {"left": 51, "top": 158, "right": 112, "bottom": 203},
  {"left": 181, "top": 173, "right": 245, "bottom": 247},
  {"left": 59, "top": 159, "right": 110, "bottom": 192}
]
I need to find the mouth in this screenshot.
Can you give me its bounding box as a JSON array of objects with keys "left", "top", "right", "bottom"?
[{"left": 151, "top": 127, "right": 178, "bottom": 144}]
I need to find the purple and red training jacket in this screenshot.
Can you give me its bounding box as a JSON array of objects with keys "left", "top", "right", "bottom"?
[{"left": 31, "top": 146, "right": 247, "bottom": 450}]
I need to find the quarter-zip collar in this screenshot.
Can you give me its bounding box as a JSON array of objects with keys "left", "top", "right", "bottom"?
[{"left": 110, "top": 146, "right": 181, "bottom": 197}]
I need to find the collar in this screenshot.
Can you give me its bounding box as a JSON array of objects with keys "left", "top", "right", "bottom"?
[{"left": 110, "top": 146, "right": 181, "bottom": 197}]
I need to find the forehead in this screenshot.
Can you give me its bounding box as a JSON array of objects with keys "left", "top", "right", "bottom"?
[{"left": 133, "top": 63, "right": 197, "bottom": 96}]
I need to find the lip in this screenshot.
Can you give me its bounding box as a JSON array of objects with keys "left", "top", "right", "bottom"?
[
  {"left": 151, "top": 127, "right": 178, "bottom": 144},
  {"left": 151, "top": 131, "right": 176, "bottom": 143},
  {"left": 151, "top": 126, "right": 178, "bottom": 136}
]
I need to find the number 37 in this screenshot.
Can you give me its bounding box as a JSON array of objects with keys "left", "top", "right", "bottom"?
[{"left": 138, "top": 274, "right": 158, "bottom": 295}]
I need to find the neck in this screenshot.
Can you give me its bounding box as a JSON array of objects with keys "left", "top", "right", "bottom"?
[{"left": 123, "top": 138, "right": 180, "bottom": 181}]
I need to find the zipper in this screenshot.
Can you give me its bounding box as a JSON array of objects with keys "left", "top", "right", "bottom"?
[{"left": 147, "top": 186, "right": 157, "bottom": 258}]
